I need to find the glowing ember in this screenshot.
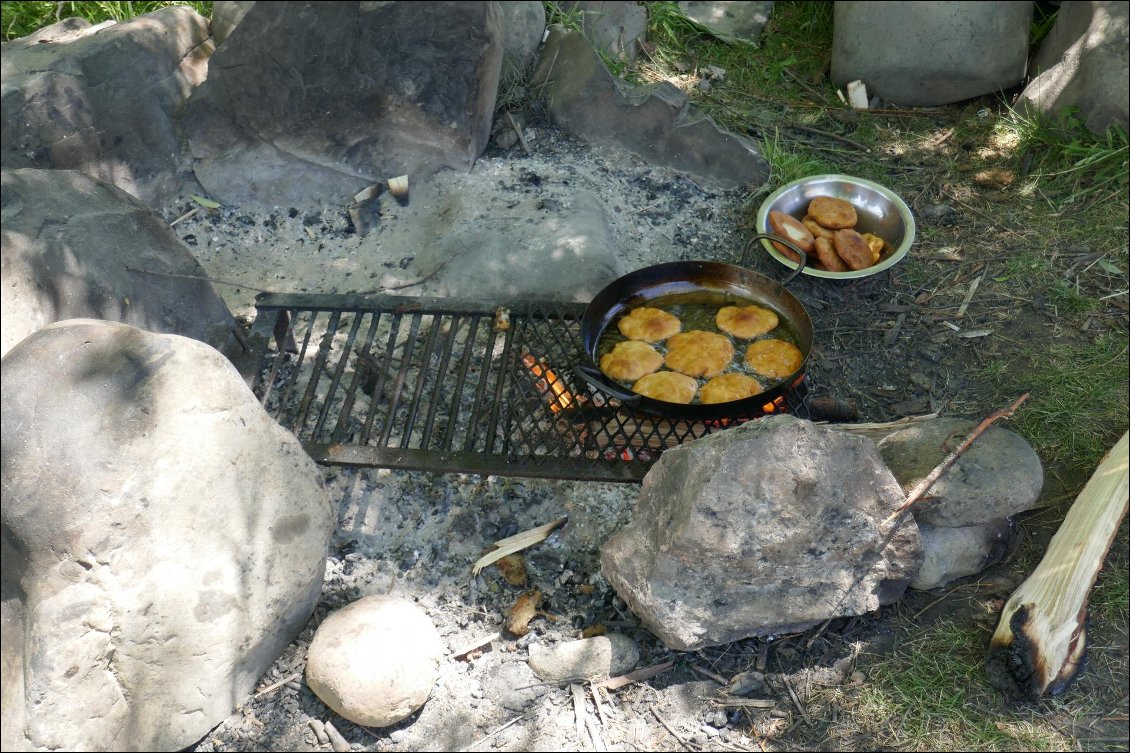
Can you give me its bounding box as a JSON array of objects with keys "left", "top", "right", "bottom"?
[{"left": 521, "top": 354, "right": 576, "bottom": 413}]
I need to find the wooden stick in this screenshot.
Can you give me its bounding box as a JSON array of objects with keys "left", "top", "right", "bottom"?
[
  {"left": 471, "top": 517, "right": 568, "bottom": 576},
  {"left": 506, "top": 110, "right": 531, "bottom": 156},
  {"left": 650, "top": 706, "right": 695, "bottom": 751},
  {"left": 592, "top": 660, "right": 674, "bottom": 691},
  {"left": 986, "top": 430, "right": 1129, "bottom": 699},
  {"left": 882, "top": 394, "right": 1029, "bottom": 525},
  {"left": 124, "top": 265, "right": 275, "bottom": 294},
  {"left": 251, "top": 671, "right": 300, "bottom": 699},
  {"left": 461, "top": 713, "right": 533, "bottom": 752}
]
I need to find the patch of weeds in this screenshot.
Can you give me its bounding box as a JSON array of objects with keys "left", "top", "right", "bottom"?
[
  {"left": 1090, "top": 528, "right": 1130, "bottom": 624},
  {"left": 2, "top": 1, "right": 212, "bottom": 41},
  {"left": 988, "top": 330, "right": 1129, "bottom": 470},
  {"left": 999, "top": 106, "right": 1129, "bottom": 210},
  {"left": 543, "top": 0, "right": 584, "bottom": 31},
  {"left": 853, "top": 620, "right": 1073, "bottom": 751}
]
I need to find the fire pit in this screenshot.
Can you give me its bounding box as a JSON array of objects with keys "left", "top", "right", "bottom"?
[{"left": 236, "top": 290, "right": 813, "bottom": 483}]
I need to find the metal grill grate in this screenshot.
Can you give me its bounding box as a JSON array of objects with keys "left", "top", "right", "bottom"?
[{"left": 235, "top": 292, "right": 809, "bottom": 483}]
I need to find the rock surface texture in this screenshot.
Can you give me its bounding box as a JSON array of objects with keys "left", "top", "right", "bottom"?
[
  {"left": 601, "top": 415, "right": 923, "bottom": 650},
  {"left": 305, "top": 595, "right": 446, "bottom": 728},
  {"left": 831, "top": 1, "right": 1033, "bottom": 107},
  {"left": 0, "top": 168, "right": 244, "bottom": 359},
  {"left": 1, "top": 319, "right": 334, "bottom": 752},
  {"left": 0, "top": 7, "right": 212, "bottom": 206},
  {"left": 1017, "top": 0, "right": 1130, "bottom": 135},
  {"left": 530, "top": 25, "right": 770, "bottom": 190},
  {"left": 912, "top": 517, "right": 1019, "bottom": 591},
  {"left": 185, "top": 1, "right": 504, "bottom": 207},
  {"left": 527, "top": 634, "right": 640, "bottom": 683},
  {"left": 876, "top": 418, "right": 1045, "bottom": 527}
]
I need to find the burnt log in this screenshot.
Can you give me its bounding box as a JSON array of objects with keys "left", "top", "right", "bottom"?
[{"left": 985, "top": 430, "right": 1129, "bottom": 699}]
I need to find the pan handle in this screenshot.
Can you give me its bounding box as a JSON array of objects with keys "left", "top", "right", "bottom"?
[
  {"left": 740, "top": 233, "right": 808, "bottom": 287},
  {"left": 575, "top": 365, "right": 642, "bottom": 406}
]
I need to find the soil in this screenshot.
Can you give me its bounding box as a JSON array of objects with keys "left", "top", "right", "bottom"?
[{"left": 171, "top": 112, "right": 1128, "bottom": 752}]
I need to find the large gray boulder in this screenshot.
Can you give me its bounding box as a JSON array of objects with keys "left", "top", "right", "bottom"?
[
  {"left": 831, "top": 2, "right": 1033, "bottom": 107},
  {"left": 0, "top": 7, "right": 212, "bottom": 206},
  {"left": 530, "top": 25, "right": 770, "bottom": 190},
  {"left": 1, "top": 168, "right": 244, "bottom": 360},
  {"left": 601, "top": 415, "right": 923, "bottom": 650},
  {"left": 1, "top": 319, "right": 335, "bottom": 752},
  {"left": 1017, "top": 0, "right": 1130, "bottom": 135},
  {"left": 185, "top": 1, "right": 504, "bottom": 207}
]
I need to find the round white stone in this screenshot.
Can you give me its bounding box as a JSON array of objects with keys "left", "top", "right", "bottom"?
[{"left": 305, "top": 595, "right": 445, "bottom": 727}]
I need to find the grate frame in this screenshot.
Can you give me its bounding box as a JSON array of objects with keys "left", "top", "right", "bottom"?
[{"left": 236, "top": 292, "right": 809, "bottom": 483}]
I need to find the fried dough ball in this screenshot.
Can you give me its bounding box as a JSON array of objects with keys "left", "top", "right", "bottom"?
[
  {"left": 802, "top": 216, "right": 836, "bottom": 241},
  {"left": 700, "top": 373, "right": 765, "bottom": 404},
  {"left": 617, "top": 306, "right": 682, "bottom": 342},
  {"left": 832, "top": 228, "right": 874, "bottom": 271},
  {"left": 599, "top": 340, "right": 664, "bottom": 382},
  {"left": 813, "top": 236, "right": 849, "bottom": 272},
  {"left": 767, "top": 210, "right": 814, "bottom": 262},
  {"left": 744, "top": 339, "right": 804, "bottom": 379},
  {"left": 716, "top": 305, "right": 779, "bottom": 339},
  {"left": 632, "top": 370, "right": 698, "bottom": 404},
  {"left": 807, "top": 196, "right": 858, "bottom": 230},
  {"left": 664, "top": 330, "right": 734, "bottom": 378},
  {"left": 861, "top": 232, "right": 885, "bottom": 264}
]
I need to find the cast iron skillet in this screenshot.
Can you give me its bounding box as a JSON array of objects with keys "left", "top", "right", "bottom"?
[{"left": 575, "top": 234, "right": 812, "bottom": 420}]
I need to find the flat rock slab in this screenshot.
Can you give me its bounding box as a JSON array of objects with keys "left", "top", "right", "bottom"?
[
  {"left": 1, "top": 168, "right": 242, "bottom": 359},
  {"left": 0, "top": 7, "right": 212, "bottom": 206},
  {"left": 876, "top": 417, "right": 1044, "bottom": 527},
  {"left": 601, "top": 415, "right": 923, "bottom": 650},
  {"left": 186, "top": 1, "right": 504, "bottom": 208},
  {"left": 678, "top": 1, "right": 774, "bottom": 44},
  {"left": 530, "top": 26, "right": 770, "bottom": 190}
]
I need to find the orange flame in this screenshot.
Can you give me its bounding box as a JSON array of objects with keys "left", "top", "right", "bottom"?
[{"left": 521, "top": 354, "right": 576, "bottom": 413}]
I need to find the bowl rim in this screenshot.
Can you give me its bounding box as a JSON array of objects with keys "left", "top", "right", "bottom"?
[{"left": 755, "top": 174, "right": 917, "bottom": 280}]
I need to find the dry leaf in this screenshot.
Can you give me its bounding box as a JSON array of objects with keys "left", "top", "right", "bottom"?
[
  {"left": 495, "top": 553, "right": 527, "bottom": 586},
  {"left": 505, "top": 588, "right": 542, "bottom": 636}
]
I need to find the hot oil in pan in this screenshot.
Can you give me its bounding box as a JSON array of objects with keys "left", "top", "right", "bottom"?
[{"left": 596, "top": 290, "right": 803, "bottom": 402}]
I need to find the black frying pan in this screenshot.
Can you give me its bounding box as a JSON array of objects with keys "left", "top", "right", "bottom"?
[{"left": 575, "top": 234, "right": 813, "bottom": 420}]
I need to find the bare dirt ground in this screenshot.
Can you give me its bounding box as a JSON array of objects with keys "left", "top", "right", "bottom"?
[{"left": 175, "top": 109, "right": 1128, "bottom": 752}]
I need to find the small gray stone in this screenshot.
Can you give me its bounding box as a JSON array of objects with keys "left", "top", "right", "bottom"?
[
  {"left": 911, "top": 517, "right": 1018, "bottom": 591},
  {"left": 527, "top": 634, "right": 639, "bottom": 682},
  {"left": 305, "top": 595, "right": 445, "bottom": 728},
  {"left": 678, "top": 1, "right": 774, "bottom": 44}
]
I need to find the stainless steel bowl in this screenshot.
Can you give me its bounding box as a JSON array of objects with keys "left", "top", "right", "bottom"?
[{"left": 755, "top": 175, "right": 916, "bottom": 280}]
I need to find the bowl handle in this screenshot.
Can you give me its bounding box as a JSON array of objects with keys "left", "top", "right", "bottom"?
[
  {"left": 741, "top": 233, "right": 808, "bottom": 287},
  {"left": 574, "top": 365, "right": 642, "bottom": 405}
]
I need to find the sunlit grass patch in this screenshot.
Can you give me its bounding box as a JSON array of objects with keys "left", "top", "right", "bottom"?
[
  {"left": 2, "top": 1, "right": 212, "bottom": 41},
  {"left": 852, "top": 620, "right": 1075, "bottom": 751}
]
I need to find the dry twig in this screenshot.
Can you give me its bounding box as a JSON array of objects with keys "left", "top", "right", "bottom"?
[
  {"left": 883, "top": 393, "right": 1030, "bottom": 524},
  {"left": 592, "top": 660, "right": 675, "bottom": 691}
]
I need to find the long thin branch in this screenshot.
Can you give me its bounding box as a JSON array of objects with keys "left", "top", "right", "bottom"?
[
  {"left": 124, "top": 265, "right": 275, "bottom": 294},
  {"left": 883, "top": 393, "right": 1030, "bottom": 525}
]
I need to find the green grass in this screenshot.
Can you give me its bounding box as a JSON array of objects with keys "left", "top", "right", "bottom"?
[
  {"left": 2, "top": 1, "right": 212, "bottom": 41},
  {"left": 854, "top": 620, "right": 1074, "bottom": 751},
  {"left": 990, "top": 331, "right": 1129, "bottom": 470}
]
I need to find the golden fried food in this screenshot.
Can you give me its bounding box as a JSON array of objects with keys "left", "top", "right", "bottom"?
[
  {"left": 802, "top": 216, "right": 836, "bottom": 240},
  {"left": 813, "top": 236, "right": 849, "bottom": 272},
  {"left": 599, "top": 340, "right": 664, "bottom": 382},
  {"left": 664, "top": 330, "right": 734, "bottom": 378},
  {"left": 616, "top": 306, "right": 682, "bottom": 342},
  {"left": 832, "top": 228, "right": 873, "bottom": 271},
  {"left": 744, "top": 339, "right": 804, "bottom": 379},
  {"left": 716, "top": 305, "right": 779, "bottom": 339},
  {"left": 767, "top": 210, "right": 814, "bottom": 262},
  {"left": 700, "top": 373, "right": 765, "bottom": 404},
  {"left": 632, "top": 370, "right": 698, "bottom": 404},
  {"left": 861, "top": 232, "right": 885, "bottom": 264},
  {"left": 807, "top": 196, "right": 858, "bottom": 229}
]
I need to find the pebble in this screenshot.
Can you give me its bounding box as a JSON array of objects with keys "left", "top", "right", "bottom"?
[
  {"left": 309, "top": 719, "right": 329, "bottom": 745},
  {"left": 324, "top": 720, "right": 352, "bottom": 753},
  {"left": 389, "top": 729, "right": 409, "bottom": 744}
]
